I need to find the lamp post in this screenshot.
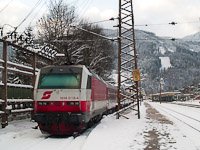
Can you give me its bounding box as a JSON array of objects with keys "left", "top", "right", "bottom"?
[
  {"left": 160, "top": 81, "right": 162, "bottom": 104},
  {"left": 139, "top": 77, "right": 146, "bottom": 104},
  {"left": 160, "top": 78, "right": 164, "bottom": 104}
]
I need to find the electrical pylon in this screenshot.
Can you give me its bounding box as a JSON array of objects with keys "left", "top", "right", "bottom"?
[{"left": 117, "top": 0, "right": 140, "bottom": 119}]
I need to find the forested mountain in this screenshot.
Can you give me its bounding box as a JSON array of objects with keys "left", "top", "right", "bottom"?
[
  {"left": 104, "top": 29, "right": 200, "bottom": 94},
  {"left": 137, "top": 30, "right": 200, "bottom": 94}
]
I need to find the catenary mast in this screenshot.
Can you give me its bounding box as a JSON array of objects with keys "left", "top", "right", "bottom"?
[{"left": 117, "top": 0, "right": 140, "bottom": 119}]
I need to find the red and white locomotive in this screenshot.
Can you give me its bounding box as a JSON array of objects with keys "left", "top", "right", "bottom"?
[{"left": 34, "top": 65, "right": 118, "bottom": 135}]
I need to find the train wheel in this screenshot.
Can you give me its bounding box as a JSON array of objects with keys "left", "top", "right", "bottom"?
[
  {"left": 94, "top": 114, "right": 102, "bottom": 123},
  {"left": 87, "top": 120, "right": 94, "bottom": 128},
  {"left": 40, "top": 130, "right": 49, "bottom": 134},
  {"left": 73, "top": 132, "right": 80, "bottom": 138}
]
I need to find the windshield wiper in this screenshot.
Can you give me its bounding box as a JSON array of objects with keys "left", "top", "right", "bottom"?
[
  {"left": 40, "top": 68, "right": 53, "bottom": 81},
  {"left": 69, "top": 68, "right": 79, "bottom": 82}
]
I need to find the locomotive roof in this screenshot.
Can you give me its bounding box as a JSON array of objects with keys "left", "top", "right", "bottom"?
[
  {"left": 41, "top": 65, "right": 85, "bottom": 69},
  {"left": 40, "top": 65, "right": 115, "bottom": 88},
  {"left": 40, "top": 65, "right": 91, "bottom": 76}
]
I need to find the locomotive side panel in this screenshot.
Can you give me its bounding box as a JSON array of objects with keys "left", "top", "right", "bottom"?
[
  {"left": 79, "top": 66, "right": 92, "bottom": 113},
  {"left": 107, "top": 88, "right": 117, "bottom": 110},
  {"left": 91, "top": 77, "right": 107, "bottom": 115}
]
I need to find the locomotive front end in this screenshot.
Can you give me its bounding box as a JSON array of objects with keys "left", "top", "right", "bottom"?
[{"left": 34, "top": 65, "right": 92, "bottom": 135}]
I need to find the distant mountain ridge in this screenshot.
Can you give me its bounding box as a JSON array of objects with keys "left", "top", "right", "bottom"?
[{"left": 183, "top": 32, "right": 200, "bottom": 42}]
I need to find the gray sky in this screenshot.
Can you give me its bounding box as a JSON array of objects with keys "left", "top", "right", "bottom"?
[{"left": 0, "top": 0, "right": 199, "bottom": 38}]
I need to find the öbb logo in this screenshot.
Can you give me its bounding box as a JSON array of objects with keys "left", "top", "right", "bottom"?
[{"left": 41, "top": 91, "right": 53, "bottom": 99}]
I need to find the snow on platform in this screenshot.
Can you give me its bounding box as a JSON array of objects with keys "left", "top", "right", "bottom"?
[{"left": 0, "top": 101, "right": 199, "bottom": 150}]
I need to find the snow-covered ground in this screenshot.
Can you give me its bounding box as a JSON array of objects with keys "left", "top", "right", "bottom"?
[
  {"left": 0, "top": 101, "right": 200, "bottom": 150},
  {"left": 149, "top": 102, "right": 200, "bottom": 150}
]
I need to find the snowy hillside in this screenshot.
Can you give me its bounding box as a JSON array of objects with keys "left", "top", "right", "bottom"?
[
  {"left": 104, "top": 29, "right": 200, "bottom": 94},
  {"left": 135, "top": 30, "right": 200, "bottom": 93}
]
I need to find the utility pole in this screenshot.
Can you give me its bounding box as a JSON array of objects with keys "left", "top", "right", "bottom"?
[
  {"left": 117, "top": 0, "right": 140, "bottom": 119},
  {"left": 160, "top": 81, "right": 162, "bottom": 104},
  {"left": 2, "top": 41, "right": 8, "bottom": 128},
  {"left": 116, "top": 0, "right": 121, "bottom": 119}
]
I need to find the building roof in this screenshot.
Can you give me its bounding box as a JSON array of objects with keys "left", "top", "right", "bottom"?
[{"left": 152, "top": 91, "right": 181, "bottom": 96}]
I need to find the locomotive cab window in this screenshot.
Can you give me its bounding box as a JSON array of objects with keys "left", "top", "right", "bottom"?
[
  {"left": 87, "top": 75, "right": 92, "bottom": 89},
  {"left": 39, "top": 74, "right": 81, "bottom": 89}
]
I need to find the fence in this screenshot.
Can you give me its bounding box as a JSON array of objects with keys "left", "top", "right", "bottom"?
[{"left": 0, "top": 38, "right": 53, "bottom": 128}]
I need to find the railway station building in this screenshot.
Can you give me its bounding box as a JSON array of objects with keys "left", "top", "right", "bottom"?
[{"left": 152, "top": 92, "right": 182, "bottom": 102}]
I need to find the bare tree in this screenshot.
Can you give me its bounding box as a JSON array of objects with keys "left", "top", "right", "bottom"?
[
  {"left": 37, "top": 0, "right": 76, "bottom": 41},
  {"left": 36, "top": 0, "right": 116, "bottom": 79},
  {"left": 37, "top": 0, "right": 76, "bottom": 63},
  {"left": 68, "top": 21, "right": 116, "bottom": 78}
]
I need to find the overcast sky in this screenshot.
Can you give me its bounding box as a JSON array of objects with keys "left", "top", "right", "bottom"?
[{"left": 0, "top": 0, "right": 199, "bottom": 38}]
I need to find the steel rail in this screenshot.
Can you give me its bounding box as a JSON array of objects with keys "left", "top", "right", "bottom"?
[
  {"left": 158, "top": 105, "right": 200, "bottom": 123},
  {"left": 154, "top": 104, "right": 200, "bottom": 133},
  {"left": 172, "top": 103, "right": 200, "bottom": 108}
]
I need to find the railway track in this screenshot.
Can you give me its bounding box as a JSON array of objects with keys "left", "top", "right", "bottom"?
[
  {"left": 28, "top": 126, "right": 95, "bottom": 150},
  {"left": 0, "top": 123, "right": 96, "bottom": 150},
  {"left": 150, "top": 103, "right": 200, "bottom": 133},
  {"left": 171, "top": 102, "right": 200, "bottom": 108}
]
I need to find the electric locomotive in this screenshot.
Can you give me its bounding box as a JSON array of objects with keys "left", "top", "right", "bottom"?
[{"left": 34, "top": 65, "right": 115, "bottom": 135}]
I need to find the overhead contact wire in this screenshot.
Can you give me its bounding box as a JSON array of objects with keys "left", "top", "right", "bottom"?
[
  {"left": 28, "top": 0, "right": 47, "bottom": 27},
  {"left": 135, "top": 20, "right": 200, "bottom": 27},
  {"left": 15, "top": 0, "right": 43, "bottom": 30},
  {"left": 0, "top": 0, "right": 14, "bottom": 14}
]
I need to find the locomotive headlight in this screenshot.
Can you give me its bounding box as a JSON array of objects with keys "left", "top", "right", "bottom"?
[
  {"left": 38, "top": 102, "right": 49, "bottom": 106},
  {"left": 38, "top": 102, "right": 43, "bottom": 106},
  {"left": 74, "top": 102, "right": 79, "bottom": 105},
  {"left": 67, "top": 101, "right": 79, "bottom": 106},
  {"left": 43, "top": 102, "right": 48, "bottom": 105},
  {"left": 69, "top": 102, "right": 75, "bottom": 105}
]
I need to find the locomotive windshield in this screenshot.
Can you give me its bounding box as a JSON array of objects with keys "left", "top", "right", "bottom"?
[{"left": 38, "top": 74, "right": 81, "bottom": 89}]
